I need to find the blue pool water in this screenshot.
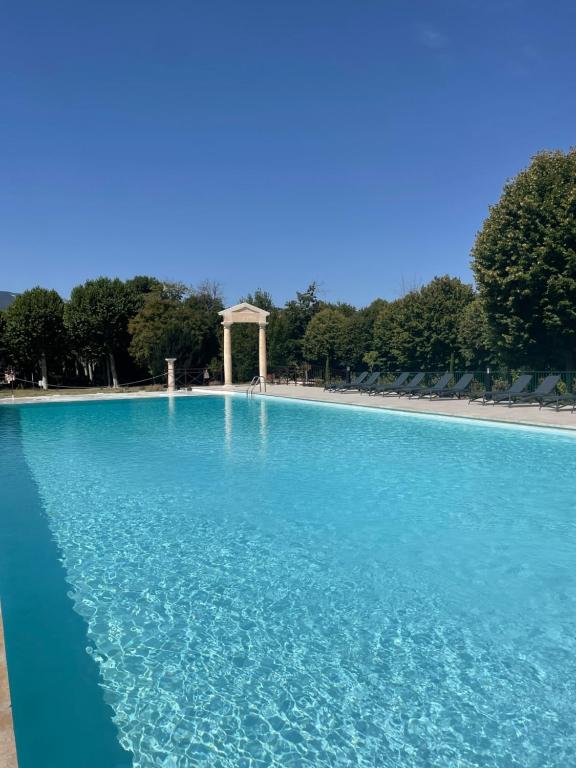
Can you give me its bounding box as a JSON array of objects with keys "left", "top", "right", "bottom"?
[{"left": 2, "top": 394, "right": 576, "bottom": 767}]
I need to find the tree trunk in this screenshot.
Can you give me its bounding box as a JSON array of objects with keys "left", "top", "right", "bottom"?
[
  {"left": 40, "top": 352, "right": 48, "bottom": 390},
  {"left": 109, "top": 352, "right": 119, "bottom": 388}
]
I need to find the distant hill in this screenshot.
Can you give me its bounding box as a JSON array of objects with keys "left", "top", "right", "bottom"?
[{"left": 0, "top": 291, "right": 18, "bottom": 310}]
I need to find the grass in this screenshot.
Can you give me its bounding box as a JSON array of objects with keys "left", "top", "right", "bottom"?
[{"left": 0, "top": 385, "right": 165, "bottom": 400}]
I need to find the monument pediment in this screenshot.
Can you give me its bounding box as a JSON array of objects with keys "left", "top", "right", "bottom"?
[{"left": 218, "top": 302, "right": 270, "bottom": 325}]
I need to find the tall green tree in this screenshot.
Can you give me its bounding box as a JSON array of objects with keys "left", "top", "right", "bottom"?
[
  {"left": 124, "top": 275, "right": 164, "bottom": 298},
  {"left": 129, "top": 296, "right": 179, "bottom": 375},
  {"left": 373, "top": 293, "right": 422, "bottom": 370},
  {"left": 128, "top": 281, "right": 223, "bottom": 377},
  {"left": 354, "top": 300, "right": 389, "bottom": 372},
  {"left": 358, "top": 298, "right": 388, "bottom": 340},
  {"left": 283, "top": 282, "right": 321, "bottom": 364},
  {"left": 302, "top": 307, "right": 364, "bottom": 377},
  {"left": 362, "top": 350, "right": 382, "bottom": 371},
  {"left": 457, "top": 297, "right": 497, "bottom": 369},
  {"left": 472, "top": 149, "right": 576, "bottom": 368},
  {"left": 374, "top": 276, "right": 474, "bottom": 370},
  {"left": 0, "top": 311, "right": 7, "bottom": 369},
  {"left": 267, "top": 310, "right": 293, "bottom": 370},
  {"left": 183, "top": 281, "right": 224, "bottom": 369},
  {"left": 129, "top": 299, "right": 205, "bottom": 376},
  {"left": 339, "top": 313, "right": 371, "bottom": 367},
  {"left": 65, "top": 277, "right": 140, "bottom": 387},
  {"left": 4, "top": 287, "right": 65, "bottom": 388}
]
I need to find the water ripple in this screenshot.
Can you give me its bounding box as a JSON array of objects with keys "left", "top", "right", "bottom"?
[{"left": 18, "top": 396, "right": 576, "bottom": 767}]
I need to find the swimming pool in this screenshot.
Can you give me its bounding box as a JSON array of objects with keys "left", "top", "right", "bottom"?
[{"left": 1, "top": 394, "right": 576, "bottom": 767}]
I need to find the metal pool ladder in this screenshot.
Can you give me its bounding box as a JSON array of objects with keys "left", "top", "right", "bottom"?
[{"left": 247, "top": 375, "right": 266, "bottom": 398}]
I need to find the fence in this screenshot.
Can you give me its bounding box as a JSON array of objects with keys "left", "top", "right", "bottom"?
[
  {"left": 174, "top": 367, "right": 223, "bottom": 389},
  {"left": 0, "top": 367, "right": 167, "bottom": 392},
  {"left": 3, "top": 364, "right": 575, "bottom": 394}
]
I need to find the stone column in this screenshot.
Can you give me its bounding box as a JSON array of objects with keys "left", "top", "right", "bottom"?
[
  {"left": 258, "top": 323, "right": 267, "bottom": 382},
  {"left": 40, "top": 352, "right": 48, "bottom": 390},
  {"left": 165, "top": 358, "right": 177, "bottom": 392},
  {"left": 223, "top": 324, "right": 233, "bottom": 385}
]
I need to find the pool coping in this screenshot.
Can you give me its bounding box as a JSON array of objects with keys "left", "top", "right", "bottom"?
[{"left": 0, "top": 605, "right": 17, "bottom": 768}]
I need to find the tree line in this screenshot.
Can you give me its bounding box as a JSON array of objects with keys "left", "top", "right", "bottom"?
[{"left": 1, "top": 148, "right": 575, "bottom": 387}]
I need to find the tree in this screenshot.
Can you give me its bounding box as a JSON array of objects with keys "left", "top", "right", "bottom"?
[
  {"left": 373, "top": 276, "right": 474, "bottom": 370},
  {"left": 181, "top": 282, "right": 224, "bottom": 370},
  {"left": 321, "top": 301, "right": 357, "bottom": 317},
  {"left": 0, "top": 311, "right": 7, "bottom": 369},
  {"left": 129, "top": 296, "right": 178, "bottom": 375},
  {"left": 124, "top": 275, "right": 163, "bottom": 298},
  {"left": 267, "top": 310, "right": 293, "bottom": 370},
  {"left": 4, "top": 287, "right": 65, "bottom": 389},
  {"left": 373, "top": 293, "right": 422, "bottom": 370},
  {"left": 129, "top": 298, "right": 205, "bottom": 376},
  {"left": 359, "top": 298, "right": 388, "bottom": 330},
  {"left": 283, "top": 282, "right": 322, "bottom": 364},
  {"left": 64, "top": 277, "right": 140, "bottom": 387},
  {"left": 362, "top": 350, "right": 382, "bottom": 371},
  {"left": 472, "top": 149, "right": 576, "bottom": 369},
  {"left": 302, "top": 307, "right": 355, "bottom": 377},
  {"left": 128, "top": 281, "right": 224, "bottom": 376},
  {"left": 354, "top": 300, "right": 389, "bottom": 371},
  {"left": 339, "top": 313, "right": 371, "bottom": 367},
  {"left": 458, "top": 297, "right": 497, "bottom": 369}
]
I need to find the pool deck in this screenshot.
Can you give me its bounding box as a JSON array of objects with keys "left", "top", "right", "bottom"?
[
  {"left": 0, "top": 608, "right": 17, "bottom": 768},
  {"left": 198, "top": 384, "right": 576, "bottom": 431}
]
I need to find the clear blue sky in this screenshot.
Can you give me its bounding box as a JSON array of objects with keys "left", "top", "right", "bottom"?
[{"left": 1, "top": 1, "right": 575, "bottom": 307}]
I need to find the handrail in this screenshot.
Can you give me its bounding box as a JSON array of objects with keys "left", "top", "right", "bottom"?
[{"left": 246, "top": 375, "right": 267, "bottom": 397}]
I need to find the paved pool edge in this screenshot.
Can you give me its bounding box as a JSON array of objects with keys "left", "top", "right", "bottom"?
[{"left": 0, "top": 607, "right": 17, "bottom": 768}]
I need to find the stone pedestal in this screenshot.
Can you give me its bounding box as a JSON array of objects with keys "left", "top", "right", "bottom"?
[{"left": 165, "top": 358, "right": 177, "bottom": 392}]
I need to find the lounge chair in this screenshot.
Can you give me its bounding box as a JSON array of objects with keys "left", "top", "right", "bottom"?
[
  {"left": 416, "top": 373, "right": 474, "bottom": 399},
  {"left": 469, "top": 374, "right": 532, "bottom": 405},
  {"left": 376, "top": 372, "right": 426, "bottom": 397},
  {"left": 326, "top": 371, "right": 368, "bottom": 391},
  {"left": 367, "top": 371, "right": 410, "bottom": 395},
  {"left": 352, "top": 370, "right": 381, "bottom": 393},
  {"left": 405, "top": 372, "right": 452, "bottom": 398},
  {"left": 494, "top": 374, "right": 561, "bottom": 407},
  {"left": 539, "top": 392, "right": 576, "bottom": 412}
]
